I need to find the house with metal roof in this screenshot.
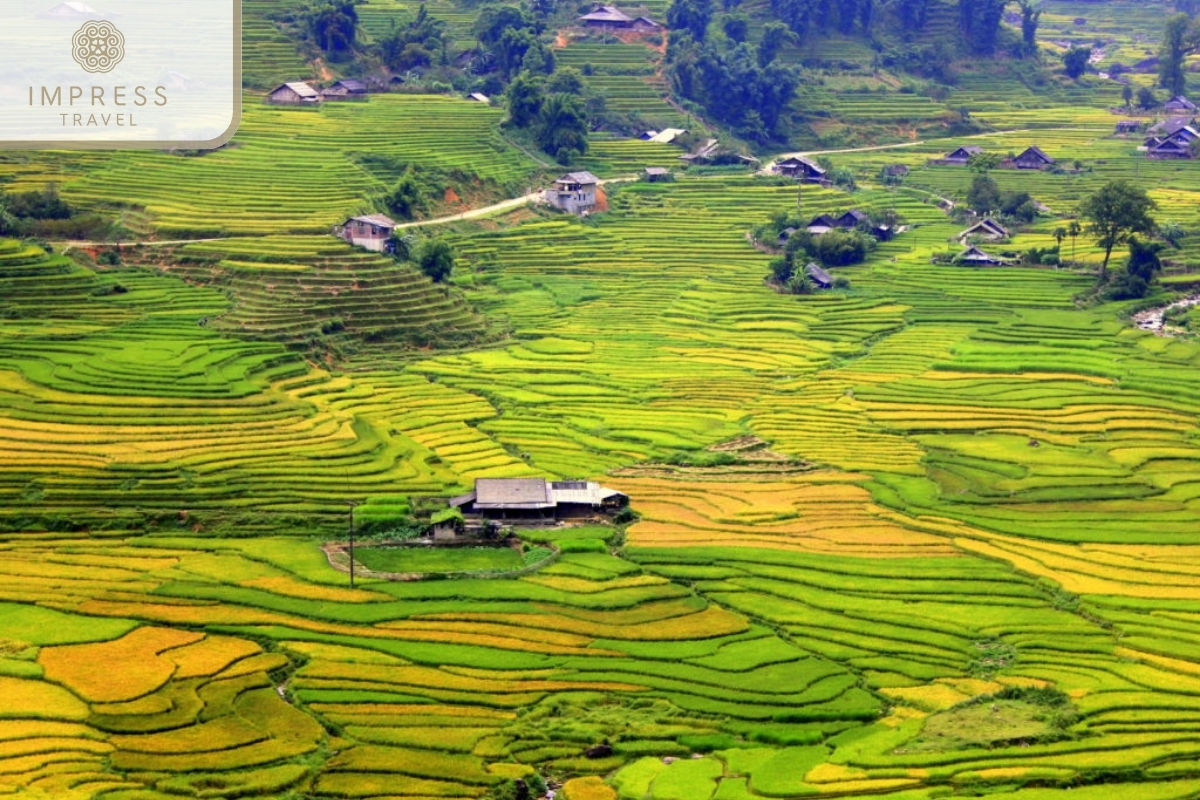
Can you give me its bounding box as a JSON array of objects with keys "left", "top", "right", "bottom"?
[
  {"left": 805, "top": 263, "right": 834, "bottom": 289},
  {"left": 775, "top": 155, "right": 828, "bottom": 184},
  {"left": 322, "top": 80, "right": 368, "bottom": 101},
  {"left": 956, "top": 245, "right": 1007, "bottom": 266},
  {"left": 335, "top": 214, "right": 400, "bottom": 252},
  {"left": 449, "top": 478, "right": 628, "bottom": 521},
  {"left": 545, "top": 172, "right": 601, "bottom": 215},
  {"left": 1009, "top": 146, "right": 1054, "bottom": 170},
  {"left": 958, "top": 218, "right": 1010, "bottom": 243},
  {"left": 267, "top": 82, "right": 320, "bottom": 105}
]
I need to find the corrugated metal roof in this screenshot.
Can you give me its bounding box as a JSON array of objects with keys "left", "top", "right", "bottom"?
[
  {"left": 347, "top": 213, "right": 399, "bottom": 228},
  {"left": 557, "top": 171, "right": 600, "bottom": 185},
  {"left": 475, "top": 478, "right": 554, "bottom": 509},
  {"left": 278, "top": 82, "right": 319, "bottom": 98}
]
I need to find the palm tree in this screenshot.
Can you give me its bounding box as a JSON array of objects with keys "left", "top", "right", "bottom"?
[
  {"left": 1067, "top": 220, "right": 1081, "bottom": 264},
  {"left": 1053, "top": 226, "right": 1067, "bottom": 268}
]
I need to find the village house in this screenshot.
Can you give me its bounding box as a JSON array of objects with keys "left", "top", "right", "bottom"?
[
  {"left": 449, "top": 478, "right": 628, "bottom": 523},
  {"left": 267, "top": 82, "right": 320, "bottom": 105},
  {"left": 544, "top": 171, "right": 600, "bottom": 215},
  {"left": 806, "top": 263, "right": 834, "bottom": 289},
  {"left": 956, "top": 245, "right": 1007, "bottom": 266},
  {"left": 643, "top": 128, "right": 687, "bottom": 144},
  {"left": 835, "top": 209, "right": 870, "bottom": 229},
  {"left": 775, "top": 155, "right": 828, "bottom": 184},
  {"left": 1008, "top": 146, "right": 1054, "bottom": 170},
  {"left": 938, "top": 145, "right": 983, "bottom": 165},
  {"left": 805, "top": 214, "right": 838, "bottom": 235},
  {"left": 335, "top": 214, "right": 399, "bottom": 252},
  {"left": 578, "top": 4, "right": 658, "bottom": 29},
  {"left": 466, "top": 92, "right": 491, "bottom": 103},
  {"left": 959, "top": 218, "right": 1010, "bottom": 243},
  {"left": 321, "top": 79, "right": 368, "bottom": 101},
  {"left": 1164, "top": 95, "right": 1197, "bottom": 115},
  {"left": 643, "top": 167, "right": 671, "bottom": 182},
  {"left": 1144, "top": 121, "right": 1198, "bottom": 159},
  {"left": 777, "top": 227, "right": 797, "bottom": 246}
]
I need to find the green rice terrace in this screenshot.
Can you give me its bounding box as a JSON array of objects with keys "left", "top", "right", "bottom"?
[{"left": 2, "top": 0, "right": 1200, "bottom": 799}]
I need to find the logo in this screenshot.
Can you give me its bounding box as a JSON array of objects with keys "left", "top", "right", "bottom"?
[{"left": 71, "top": 20, "right": 124, "bottom": 74}]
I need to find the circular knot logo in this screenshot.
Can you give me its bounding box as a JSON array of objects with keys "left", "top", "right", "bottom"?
[{"left": 71, "top": 21, "right": 125, "bottom": 74}]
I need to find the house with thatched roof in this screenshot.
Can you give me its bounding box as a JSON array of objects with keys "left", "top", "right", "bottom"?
[{"left": 956, "top": 245, "right": 1007, "bottom": 266}]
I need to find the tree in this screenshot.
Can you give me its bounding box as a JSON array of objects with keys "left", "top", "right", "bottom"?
[
  {"left": 1062, "top": 46, "right": 1090, "bottom": 79},
  {"left": 386, "top": 171, "right": 425, "bottom": 220},
  {"left": 1053, "top": 226, "right": 1067, "bottom": 251},
  {"left": 959, "top": 0, "right": 1005, "bottom": 55},
  {"left": 1158, "top": 13, "right": 1197, "bottom": 97},
  {"left": 757, "top": 22, "right": 794, "bottom": 67},
  {"left": 720, "top": 13, "right": 749, "bottom": 41},
  {"left": 417, "top": 239, "right": 455, "bottom": 283},
  {"left": 667, "top": 0, "right": 714, "bottom": 40},
  {"left": 1067, "top": 219, "right": 1081, "bottom": 264},
  {"left": 304, "top": 0, "right": 361, "bottom": 57},
  {"left": 1161, "top": 220, "right": 1185, "bottom": 247},
  {"left": 892, "top": 0, "right": 930, "bottom": 31},
  {"left": 966, "top": 151, "right": 1002, "bottom": 174},
  {"left": 536, "top": 93, "right": 589, "bottom": 164},
  {"left": 1017, "top": 0, "right": 1042, "bottom": 58},
  {"left": 547, "top": 67, "right": 585, "bottom": 95},
  {"left": 1137, "top": 86, "right": 1158, "bottom": 110},
  {"left": 1122, "top": 84, "right": 1133, "bottom": 108},
  {"left": 1125, "top": 237, "right": 1164, "bottom": 282},
  {"left": 505, "top": 71, "right": 544, "bottom": 127},
  {"left": 967, "top": 174, "right": 1001, "bottom": 214},
  {"left": 1078, "top": 180, "right": 1158, "bottom": 279}
]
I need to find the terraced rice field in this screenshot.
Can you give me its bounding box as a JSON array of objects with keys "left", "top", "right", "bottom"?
[{"left": 2, "top": 1, "right": 1200, "bottom": 797}]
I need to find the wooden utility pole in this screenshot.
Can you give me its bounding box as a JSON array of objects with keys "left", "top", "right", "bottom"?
[{"left": 348, "top": 500, "right": 358, "bottom": 588}]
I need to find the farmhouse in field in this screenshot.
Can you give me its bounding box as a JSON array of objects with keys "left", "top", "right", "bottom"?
[
  {"left": 775, "top": 155, "right": 828, "bottom": 184},
  {"left": 959, "top": 218, "right": 1010, "bottom": 242},
  {"left": 806, "top": 214, "right": 837, "bottom": 235},
  {"left": 578, "top": 4, "right": 658, "bottom": 29},
  {"left": 1145, "top": 123, "right": 1198, "bottom": 159},
  {"left": 1008, "top": 146, "right": 1054, "bottom": 170},
  {"left": 267, "top": 82, "right": 320, "bottom": 105},
  {"left": 321, "top": 79, "right": 368, "bottom": 101},
  {"left": 937, "top": 145, "right": 982, "bottom": 165},
  {"left": 1165, "top": 95, "right": 1197, "bottom": 114},
  {"left": 956, "top": 245, "right": 1007, "bottom": 266},
  {"left": 544, "top": 171, "right": 600, "bottom": 215},
  {"left": 643, "top": 128, "right": 688, "bottom": 144},
  {"left": 806, "top": 263, "right": 834, "bottom": 289},
  {"left": 335, "top": 214, "right": 399, "bottom": 252},
  {"left": 449, "top": 478, "right": 628, "bottom": 522},
  {"left": 643, "top": 167, "right": 671, "bottom": 182},
  {"left": 466, "top": 92, "right": 491, "bottom": 103}
]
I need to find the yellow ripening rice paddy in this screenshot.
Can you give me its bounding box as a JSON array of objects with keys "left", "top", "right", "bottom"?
[
  {"left": 612, "top": 473, "right": 958, "bottom": 557},
  {"left": 39, "top": 627, "right": 203, "bottom": 703}
]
